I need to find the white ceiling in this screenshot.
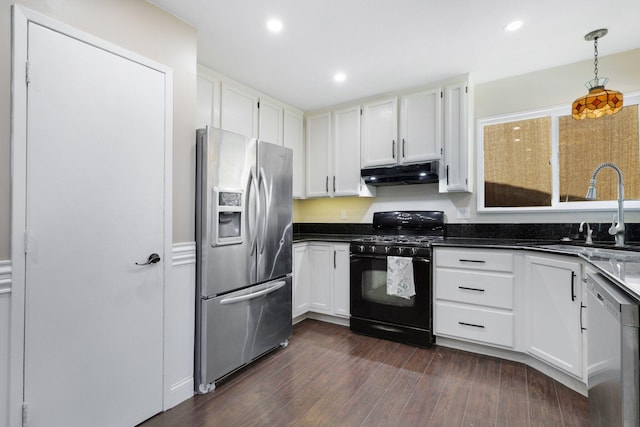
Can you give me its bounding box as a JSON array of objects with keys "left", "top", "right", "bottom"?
[{"left": 149, "top": 0, "right": 640, "bottom": 112}]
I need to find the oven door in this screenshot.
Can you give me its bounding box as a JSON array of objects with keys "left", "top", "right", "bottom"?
[{"left": 350, "top": 253, "right": 431, "bottom": 329}]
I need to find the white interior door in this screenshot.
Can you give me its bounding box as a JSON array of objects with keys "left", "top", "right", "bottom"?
[{"left": 23, "top": 21, "right": 167, "bottom": 427}]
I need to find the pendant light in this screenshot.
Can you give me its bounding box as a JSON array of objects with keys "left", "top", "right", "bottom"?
[{"left": 571, "top": 28, "right": 623, "bottom": 120}]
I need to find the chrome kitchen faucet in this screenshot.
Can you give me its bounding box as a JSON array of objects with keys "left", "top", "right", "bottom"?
[{"left": 585, "top": 162, "right": 625, "bottom": 246}]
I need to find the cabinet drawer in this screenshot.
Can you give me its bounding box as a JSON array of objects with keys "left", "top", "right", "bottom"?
[
  {"left": 435, "top": 269, "right": 514, "bottom": 309},
  {"left": 435, "top": 248, "right": 513, "bottom": 272},
  {"left": 435, "top": 302, "right": 513, "bottom": 348}
]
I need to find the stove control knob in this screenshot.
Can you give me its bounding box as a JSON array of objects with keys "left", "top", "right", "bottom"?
[
  {"left": 397, "top": 247, "right": 404, "bottom": 255},
  {"left": 412, "top": 247, "right": 418, "bottom": 255},
  {"left": 384, "top": 246, "right": 390, "bottom": 254},
  {"left": 369, "top": 245, "right": 376, "bottom": 253},
  {"left": 359, "top": 245, "right": 365, "bottom": 253}
]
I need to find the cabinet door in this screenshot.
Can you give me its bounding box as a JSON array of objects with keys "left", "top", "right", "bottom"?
[
  {"left": 526, "top": 255, "right": 583, "bottom": 378},
  {"left": 306, "top": 112, "right": 331, "bottom": 197},
  {"left": 284, "top": 108, "right": 305, "bottom": 198},
  {"left": 196, "top": 75, "right": 221, "bottom": 129},
  {"left": 400, "top": 88, "right": 441, "bottom": 164},
  {"left": 309, "top": 244, "right": 332, "bottom": 314},
  {"left": 440, "top": 82, "right": 469, "bottom": 192},
  {"left": 293, "top": 243, "right": 310, "bottom": 318},
  {"left": 361, "top": 97, "right": 398, "bottom": 168},
  {"left": 333, "top": 106, "right": 362, "bottom": 196},
  {"left": 332, "top": 244, "right": 350, "bottom": 317},
  {"left": 258, "top": 97, "right": 284, "bottom": 145},
  {"left": 220, "top": 83, "right": 259, "bottom": 138}
]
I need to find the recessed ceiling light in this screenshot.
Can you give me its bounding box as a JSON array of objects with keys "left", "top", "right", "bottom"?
[
  {"left": 266, "top": 18, "right": 283, "bottom": 33},
  {"left": 504, "top": 21, "right": 523, "bottom": 32},
  {"left": 334, "top": 72, "right": 347, "bottom": 83}
]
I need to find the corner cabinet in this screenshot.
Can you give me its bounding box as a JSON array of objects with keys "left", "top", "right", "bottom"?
[
  {"left": 524, "top": 254, "right": 584, "bottom": 379},
  {"left": 292, "top": 242, "right": 350, "bottom": 320},
  {"left": 439, "top": 81, "right": 471, "bottom": 193}
]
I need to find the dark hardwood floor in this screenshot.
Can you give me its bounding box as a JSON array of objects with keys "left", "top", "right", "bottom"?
[{"left": 140, "top": 319, "right": 588, "bottom": 427}]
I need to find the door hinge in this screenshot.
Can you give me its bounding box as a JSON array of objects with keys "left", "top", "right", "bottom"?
[
  {"left": 22, "top": 402, "right": 28, "bottom": 427},
  {"left": 440, "top": 91, "right": 443, "bottom": 98},
  {"left": 257, "top": 101, "right": 260, "bottom": 109},
  {"left": 25, "top": 61, "right": 30, "bottom": 85},
  {"left": 465, "top": 86, "right": 468, "bottom": 93}
]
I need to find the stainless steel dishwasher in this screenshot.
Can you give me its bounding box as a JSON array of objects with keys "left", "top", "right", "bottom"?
[{"left": 586, "top": 271, "right": 639, "bottom": 426}]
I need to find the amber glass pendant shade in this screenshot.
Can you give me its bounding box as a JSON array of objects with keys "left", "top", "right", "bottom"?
[
  {"left": 572, "top": 78, "right": 624, "bottom": 120},
  {"left": 572, "top": 28, "right": 623, "bottom": 120}
]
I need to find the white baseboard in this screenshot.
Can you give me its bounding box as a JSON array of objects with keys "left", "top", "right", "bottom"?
[
  {"left": 163, "top": 242, "right": 196, "bottom": 410},
  {"left": 165, "top": 376, "right": 194, "bottom": 410},
  {"left": 0, "top": 260, "right": 11, "bottom": 294}
]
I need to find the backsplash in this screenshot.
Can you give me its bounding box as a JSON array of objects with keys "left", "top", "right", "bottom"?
[{"left": 294, "top": 222, "right": 640, "bottom": 244}]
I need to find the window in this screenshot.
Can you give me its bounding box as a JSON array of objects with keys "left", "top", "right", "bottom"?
[{"left": 477, "top": 92, "right": 640, "bottom": 212}]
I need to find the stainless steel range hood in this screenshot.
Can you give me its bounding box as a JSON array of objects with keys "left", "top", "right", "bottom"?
[{"left": 361, "top": 162, "right": 439, "bottom": 186}]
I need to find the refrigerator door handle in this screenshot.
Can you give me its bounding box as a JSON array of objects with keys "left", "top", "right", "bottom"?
[
  {"left": 218, "top": 280, "right": 286, "bottom": 305},
  {"left": 248, "top": 167, "right": 260, "bottom": 254},
  {"left": 258, "top": 166, "right": 270, "bottom": 255}
]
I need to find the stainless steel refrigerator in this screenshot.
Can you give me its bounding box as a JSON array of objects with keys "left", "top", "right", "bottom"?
[{"left": 195, "top": 127, "right": 293, "bottom": 393}]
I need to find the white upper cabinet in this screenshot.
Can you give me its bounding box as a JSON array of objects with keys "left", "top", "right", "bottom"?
[
  {"left": 306, "top": 112, "right": 332, "bottom": 197},
  {"left": 196, "top": 75, "right": 220, "bottom": 129},
  {"left": 440, "top": 81, "right": 470, "bottom": 192},
  {"left": 361, "top": 97, "right": 398, "bottom": 168},
  {"left": 333, "top": 106, "right": 362, "bottom": 196},
  {"left": 400, "top": 88, "right": 441, "bottom": 164},
  {"left": 258, "top": 96, "right": 284, "bottom": 145},
  {"left": 306, "top": 107, "right": 373, "bottom": 198},
  {"left": 220, "top": 82, "right": 259, "bottom": 138},
  {"left": 284, "top": 108, "right": 305, "bottom": 198}
]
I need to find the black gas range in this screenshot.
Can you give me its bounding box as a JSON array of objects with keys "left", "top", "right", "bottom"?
[{"left": 349, "top": 211, "right": 444, "bottom": 347}]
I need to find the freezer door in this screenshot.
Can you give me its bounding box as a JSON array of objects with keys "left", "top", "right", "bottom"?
[
  {"left": 195, "top": 276, "right": 292, "bottom": 390},
  {"left": 257, "top": 141, "right": 293, "bottom": 283},
  {"left": 196, "top": 127, "right": 257, "bottom": 297}
]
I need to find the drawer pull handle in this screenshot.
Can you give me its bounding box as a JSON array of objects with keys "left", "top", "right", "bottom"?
[
  {"left": 458, "top": 321, "right": 485, "bottom": 329},
  {"left": 458, "top": 259, "right": 486, "bottom": 263},
  {"left": 458, "top": 286, "right": 485, "bottom": 293}
]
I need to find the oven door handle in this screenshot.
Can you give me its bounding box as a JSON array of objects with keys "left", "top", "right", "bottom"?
[{"left": 350, "top": 254, "right": 387, "bottom": 261}]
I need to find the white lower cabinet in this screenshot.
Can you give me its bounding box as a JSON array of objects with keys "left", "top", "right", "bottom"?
[
  {"left": 293, "top": 243, "right": 310, "bottom": 318},
  {"left": 434, "top": 246, "right": 587, "bottom": 385},
  {"left": 435, "top": 302, "right": 514, "bottom": 347},
  {"left": 434, "top": 247, "right": 515, "bottom": 348},
  {"left": 525, "top": 254, "right": 584, "bottom": 379},
  {"left": 292, "top": 242, "right": 350, "bottom": 319}
]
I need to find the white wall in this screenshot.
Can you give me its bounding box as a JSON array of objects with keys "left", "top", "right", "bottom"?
[{"left": 0, "top": 0, "right": 198, "bottom": 260}]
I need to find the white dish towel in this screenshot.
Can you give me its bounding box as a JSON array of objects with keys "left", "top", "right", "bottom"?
[{"left": 386, "top": 256, "right": 415, "bottom": 299}]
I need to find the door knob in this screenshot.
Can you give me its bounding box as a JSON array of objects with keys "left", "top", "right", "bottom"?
[{"left": 135, "top": 253, "right": 161, "bottom": 266}]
